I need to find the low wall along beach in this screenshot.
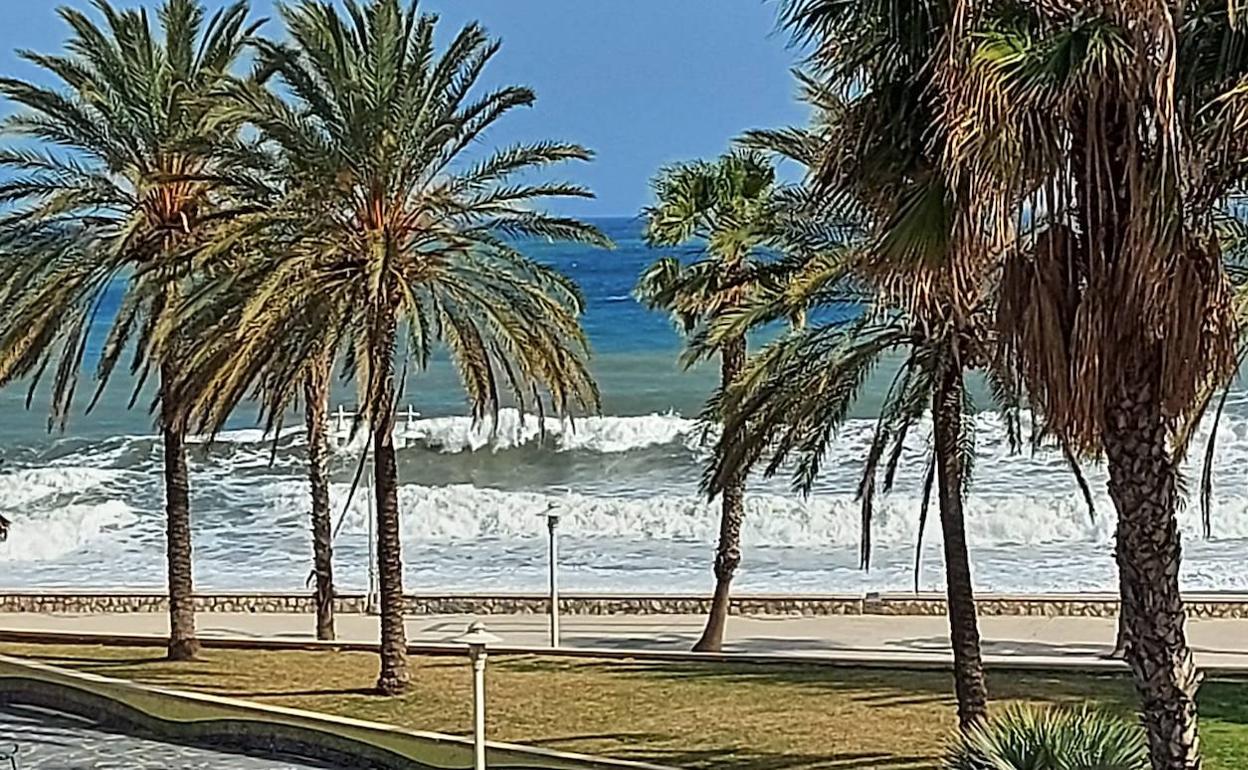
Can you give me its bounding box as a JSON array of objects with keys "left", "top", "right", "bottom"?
[{"left": 2, "top": 591, "right": 1247, "bottom": 619}]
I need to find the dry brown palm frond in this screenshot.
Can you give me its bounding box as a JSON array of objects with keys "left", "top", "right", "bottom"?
[{"left": 944, "top": 0, "right": 1243, "bottom": 454}]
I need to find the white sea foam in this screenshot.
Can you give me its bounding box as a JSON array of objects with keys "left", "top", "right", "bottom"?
[
  {"left": 0, "top": 467, "right": 118, "bottom": 507},
  {"left": 3, "top": 407, "right": 1248, "bottom": 593},
  {"left": 187, "top": 426, "right": 305, "bottom": 446},
  {"left": 392, "top": 410, "right": 700, "bottom": 454},
  {"left": 245, "top": 481, "right": 1124, "bottom": 549},
  {"left": 175, "top": 410, "right": 702, "bottom": 456},
  {"left": 0, "top": 500, "right": 136, "bottom": 562}
]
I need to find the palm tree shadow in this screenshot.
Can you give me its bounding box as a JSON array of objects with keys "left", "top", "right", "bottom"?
[
  {"left": 614, "top": 746, "right": 935, "bottom": 769},
  {"left": 1200, "top": 680, "right": 1248, "bottom": 726},
  {"left": 531, "top": 729, "right": 935, "bottom": 769},
  {"left": 885, "top": 635, "right": 1113, "bottom": 659},
  {"left": 6, "top": 653, "right": 166, "bottom": 668},
  {"left": 212, "top": 687, "right": 376, "bottom": 698}
]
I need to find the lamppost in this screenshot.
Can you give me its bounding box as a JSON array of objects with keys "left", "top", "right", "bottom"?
[
  {"left": 365, "top": 450, "right": 380, "bottom": 616},
  {"left": 539, "top": 498, "right": 563, "bottom": 648},
  {"left": 450, "top": 622, "right": 502, "bottom": 770}
]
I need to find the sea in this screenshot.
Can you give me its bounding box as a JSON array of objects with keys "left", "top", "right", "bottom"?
[{"left": 1, "top": 217, "right": 1246, "bottom": 596}]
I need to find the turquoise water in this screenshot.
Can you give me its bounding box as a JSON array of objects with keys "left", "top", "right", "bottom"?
[{"left": 0, "top": 218, "right": 1246, "bottom": 595}]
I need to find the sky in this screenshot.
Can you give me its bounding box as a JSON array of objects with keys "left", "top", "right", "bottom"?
[{"left": 0, "top": 0, "right": 810, "bottom": 218}]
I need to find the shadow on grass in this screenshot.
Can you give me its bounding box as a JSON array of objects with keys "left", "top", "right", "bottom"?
[
  {"left": 10, "top": 652, "right": 167, "bottom": 668},
  {"left": 612, "top": 745, "right": 935, "bottom": 770},
  {"left": 1202, "top": 680, "right": 1248, "bottom": 726},
  {"left": 528, "top": 732, "right": 935, "bottom": 770},
  {"left": 492, "top": 655, "right": 1148, "bottom": 713},
  {"left": 12, "top": 646, "right": 1248, "bottom": 768},
  {"left": 214, "top": 687, "right": 379, "bottom": 699}
]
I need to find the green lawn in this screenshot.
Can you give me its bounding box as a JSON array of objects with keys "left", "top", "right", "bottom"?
[{"left": 0, "top": 644, "right": 1244, "bottom": 769}]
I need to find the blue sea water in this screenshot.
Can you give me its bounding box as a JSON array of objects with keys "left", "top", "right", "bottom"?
[{"left": 1, "top": 217, "right": 1246, "bottom": 595}]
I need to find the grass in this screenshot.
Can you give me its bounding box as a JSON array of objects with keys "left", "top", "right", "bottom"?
[{"left": 0, "top": 643, "right": 1245, "bottom": 769}]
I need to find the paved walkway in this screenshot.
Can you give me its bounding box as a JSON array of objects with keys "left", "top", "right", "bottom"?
[{"left": 1, "top": 612, "right": 1247, "bottom": 672}]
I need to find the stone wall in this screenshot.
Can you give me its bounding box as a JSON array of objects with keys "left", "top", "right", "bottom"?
[{"left": 1, "top": 591, "right": 1247, "bottom": 618}]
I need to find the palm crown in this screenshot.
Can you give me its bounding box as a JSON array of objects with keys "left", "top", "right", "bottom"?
[
  {"left": 173, "top": 0, "right": 609, "bottom": 436},
  {"left": 0, "top": 0, "right": 261, "bottom": 429},
  {"left": 636, "top": 151, "right": 799, "bottom": 339}
]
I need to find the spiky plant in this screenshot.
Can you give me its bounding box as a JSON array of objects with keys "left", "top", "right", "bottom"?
[
  {"left": 167, "top": 0, "right": 606, "bottom": 695},
  {"left": 635, "top": 150, "right": 797, "bottom": 653},
  {"left": 939, "top": 2, "right": 1248, "bottom": 763},
  {"left": 0, "top": 0, "right": 263, "bottom": 661},
  {"left": 945, "top": 706, "right": 1150, "bottom": 770}
]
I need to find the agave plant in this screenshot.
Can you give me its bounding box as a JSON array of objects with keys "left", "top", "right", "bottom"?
[{"left": 945, "top": 706, "right": 1149, "bottom": 770}]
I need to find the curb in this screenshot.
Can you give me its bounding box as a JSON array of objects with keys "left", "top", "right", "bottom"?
[{"left": 1, "top": 627, "right": 1244, "bottom": 678}]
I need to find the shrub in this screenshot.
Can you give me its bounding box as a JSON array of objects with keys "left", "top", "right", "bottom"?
[{"left": 944, "top": 706, "right": 1149, "bottom": 770}]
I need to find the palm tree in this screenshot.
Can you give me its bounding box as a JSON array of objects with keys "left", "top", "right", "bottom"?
[
  {"left": 304, "top": 350, "right": 335, "bottom": 641},
  {"left": 0, "top": 0, "right": 261, "bottom": 661},
  {"left": 636, "top": 150, "right": 790, "bottom": 653},
  {"left": 168, "top": 0, "right": 605, "bottom": 695},
  {"left": 701, "top": 246, "right": 1001, "bottom": 731},
  {"left": 940, "top": 2, "right": 1248, "bottom": 764},
  {"left": 740, "top": 1, "right": 996, "bottom": 729}
]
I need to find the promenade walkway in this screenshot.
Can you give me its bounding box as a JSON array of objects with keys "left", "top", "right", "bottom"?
[{"left": 1, "top": 611, "right": 1246, "bottom": 673}]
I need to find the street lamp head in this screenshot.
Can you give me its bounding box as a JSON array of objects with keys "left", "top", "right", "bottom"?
[
  {"left": 450, "top": 621, "right": 503, "bottom": 650},
  {"left": 543, "top": 487, "right": 573, "bottom": 514},
  {"left": 539, "top": 496, "right": 565, "bottom": 529}
]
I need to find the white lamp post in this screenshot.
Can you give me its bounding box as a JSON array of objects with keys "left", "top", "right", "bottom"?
[
  {"left": 539, "top": 497, "right": 564, "bottom": 648},
  {"left": 450, "top": 622, "right": 502, "bottom": 770},
  {"left": 365, "top": 451, "right": 380, "bottom": 616}
]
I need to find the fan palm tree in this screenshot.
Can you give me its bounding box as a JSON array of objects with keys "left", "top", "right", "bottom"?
[
  {"left": 636, "top": 150, "right": 792, "bottom": 653},
  {"left": 700, "top": 233, "right": 1001, "bottom": 732},
  {"left": 939, "top": 2, "right": 1248, "bottom": 764},
  {"left": 735, "top": 1, "right": 997, "bottom": 729},
  {"left": 167, "top": 0, "right": 606, "bottom": 695},
  {"left": 0, "top": 0, "right": 262, "bottom": 661}
]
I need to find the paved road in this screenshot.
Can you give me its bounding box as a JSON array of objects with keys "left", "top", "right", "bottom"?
[{"left": 1, "top": 611, "right": 1246, "bottom": 671}]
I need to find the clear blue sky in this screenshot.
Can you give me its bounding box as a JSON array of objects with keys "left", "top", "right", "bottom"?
[{"left": 0, "top": 1, "right": 809, "bottom": 218}]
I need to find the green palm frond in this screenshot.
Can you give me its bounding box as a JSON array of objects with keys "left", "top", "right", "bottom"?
[
  {"left": 170, "top": 0, "right": 607, "bottom": 440},
  {"left": 703, "top": 318, "right": 908, "bottom": 498},
  {"left": 636, "top": 151, "right": 786, "bottom": 329},
  {"left": 0, "top": 0, "right": 261, "bottom": 430}
]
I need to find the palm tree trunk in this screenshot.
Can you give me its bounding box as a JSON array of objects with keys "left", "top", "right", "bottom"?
[
  {"left": 1112, "top": 566, "right": 1133, "bottom": 660},
  {"left": 304, "top": 358, "right": 335, "bottom": 642},
  {"left": 372, "top": 317, "right": 410, "bottom": 695},
  {"left": 931, "top": 363, "right": 987, "bottom": 730},
  {"left": 1103, "top": 381, "right": 1201, "bottom": 769},
  {"left": 161, "top": 367, "right": 199, "bottom": 661},
  {"left": 693, "top": 335, "right": 747, "bottom": 653}
]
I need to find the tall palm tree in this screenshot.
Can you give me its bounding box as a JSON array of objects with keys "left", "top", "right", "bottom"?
[
  {"left": 304, "top": 350, "right": 335, "bottom": 641},
  {"left": 0, "top": 0, "right": 261, "bottom": 661},
  {"left": 940, "top": 2, "right": 1248, "bottom": 765},
  {"left": 700, "top": 224, "right": 1002, "bottom": 731},
  {"left": 636, "top": 150, "right": 789, "bottom": 653},
  {"left": 750, "top": 0, "right": 996, "bottom": 728},
  {"left": 168, "top": 0, "right": 605, "bottom": 695}
]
